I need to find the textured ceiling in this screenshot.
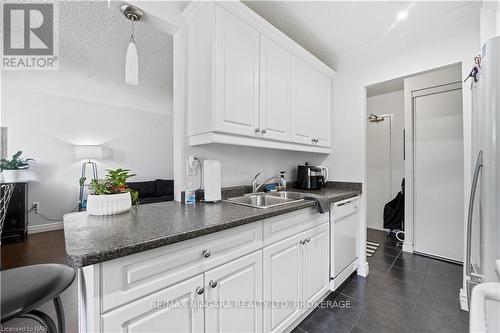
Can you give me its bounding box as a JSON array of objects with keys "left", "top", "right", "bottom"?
[
  {"left": 243, "top": 1, "right": 479, "bottom": 67},
  {"left": 59, "top": 1, "right": 172, "bottom": 92}
]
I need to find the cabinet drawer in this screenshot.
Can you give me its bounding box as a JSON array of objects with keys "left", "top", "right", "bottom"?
[
  {"left": 101, "top": 274, "right": 204, "bottom": 333},
  {"left": 263, "top": 207, "right": 329, "bottom": 246},
  {"left": 101, "top": 222, "right": 263, "bottom": 312}
]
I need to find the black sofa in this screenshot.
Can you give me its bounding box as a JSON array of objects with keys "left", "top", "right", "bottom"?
[{"left": 127, "top": 179, "right": 174, "bottom": 204}]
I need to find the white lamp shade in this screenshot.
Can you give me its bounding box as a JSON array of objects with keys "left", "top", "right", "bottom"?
[
  {"left": 125, "top": 40, "right": 138, "bottom": 86},
  {"left": 74, "top": 145, "right": 103, "bottom": 160}
]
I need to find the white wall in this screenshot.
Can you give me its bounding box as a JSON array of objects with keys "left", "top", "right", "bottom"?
[
  {"left": 366, "top": 90, "right": 404, "bottom": 230},
  {"left": 325, "top": 8, "right": 479, "bottom": 267},
  {"left": 1, "top": 72, "right": 173, "bottom": 227},
  {"left": 185, "top": 144, "right": 327, "bottom": 189}
]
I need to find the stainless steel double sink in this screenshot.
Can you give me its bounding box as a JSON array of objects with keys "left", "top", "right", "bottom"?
[{"left": 224, "top": 191, "right": 307, "bottom": 209}]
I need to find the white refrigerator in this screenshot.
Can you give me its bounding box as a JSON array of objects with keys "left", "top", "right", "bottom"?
[{"left": 463, "top": 36, "right": 500, "bottom": 331}]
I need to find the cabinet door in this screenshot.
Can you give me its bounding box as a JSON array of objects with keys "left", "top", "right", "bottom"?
[
  {"left": 263, "top": 233, "right": 303, "bottom": 333},
  {"left": 314, "top": 74, "right": 331, "bottom": 147},
  {"left": 291, "top": 57, "right": 315, "bottom": 145},
  {"left": 205, "top": 251, "right": 263, "bottom": 333},
  {"left": 214, "top": 5, "right": 260, "bottom": 137},
  {"left": 101, "top": 274, "right": 204, "bottom": 333},
  {"left": 302, "top": 223, "right": 330, "bottom": 305},
  {"left": 259, "top": 36, "right": 291, "bottom": 142}
]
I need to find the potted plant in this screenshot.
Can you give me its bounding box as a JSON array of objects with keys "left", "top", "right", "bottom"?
[
  {"left": 86, "top": 168, "right": 139, "bottom": 216},
  {"left": 0, "top": 151, "right": 34, "bottom": 183}
]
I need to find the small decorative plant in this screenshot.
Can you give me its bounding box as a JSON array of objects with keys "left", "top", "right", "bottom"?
[
  {"left": 0, "top": 151, "right": 34, "bottom": 170},
  {"left": 89, "top": 168, "right": 139, "bottom": 202},
  {"left": 86, "top": 168, "right": 139, "bottom": 216},
  {"left": 0, "top": 151, "right": 34, "bottom": 183}
]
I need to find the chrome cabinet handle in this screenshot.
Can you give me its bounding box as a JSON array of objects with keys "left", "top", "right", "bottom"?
[
  {"left": 196, "top": 287, "right": 204, "bottom": 295},
  {"left": 255, "top": 128, "right": 260, "bottom": 133},
  {"left": 202, "top": 250, "right": 211, "bottom": 258},
  {"left": 209, "top": 280, "right": 218, "bottom": 288},
  {"left": 300, "top": 239, "right": 306, "bottom": 245},
  {"left": 261, "top": 128, "right": 267, "bottom": 134},
  {"left": 305, "top": 237, "right": 310, "bottom": 243}
]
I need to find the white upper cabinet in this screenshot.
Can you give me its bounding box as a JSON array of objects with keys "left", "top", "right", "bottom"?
[
  {"left": 214, "top": 6, "right": 260, "bottom": 137},
  {"left": 291, "top": 58, "right": 331, "bottom": 147},
  {"left": 259, "top": 36, "right": 292, "bottom": 142},
  {"left": 187, "top": 2, "right": 333, "bottom": 153}
]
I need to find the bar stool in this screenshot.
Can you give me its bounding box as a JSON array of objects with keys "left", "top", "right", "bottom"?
[
  {"left": 1, "top": 264, "right": 75, "bottom": 332},
  {"left": 0, "top": 185, "right": 76, "bottom": 332}
]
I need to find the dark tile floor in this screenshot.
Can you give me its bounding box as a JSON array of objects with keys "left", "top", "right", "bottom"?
[{"left": 293, "top": 228, "right": 469, "bottom": 333}]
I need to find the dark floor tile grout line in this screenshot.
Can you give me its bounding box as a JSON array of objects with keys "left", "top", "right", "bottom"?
[{"left": 407, "top": 257, "right": 430, "bottom": 332}]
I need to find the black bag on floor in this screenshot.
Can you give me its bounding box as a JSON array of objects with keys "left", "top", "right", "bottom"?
[{"left": 383, "top": 179, "right": 404, "bottom": 230}]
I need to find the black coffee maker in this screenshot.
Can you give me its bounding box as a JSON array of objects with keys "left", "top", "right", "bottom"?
[{"left": 295, "top": 163, "right": 328, "bottom": 190}]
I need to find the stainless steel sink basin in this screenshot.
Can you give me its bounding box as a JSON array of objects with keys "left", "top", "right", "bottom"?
[
  {"left": 266, "top": 191, "right": 308, "bottom": 201},
  {"left": 224, "top": 192, "right": 306, "bottom": 209}
]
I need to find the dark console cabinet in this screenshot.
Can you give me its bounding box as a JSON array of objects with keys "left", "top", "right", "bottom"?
[{"left": 2, "top": 182, "right": 28, "bottom": 242}]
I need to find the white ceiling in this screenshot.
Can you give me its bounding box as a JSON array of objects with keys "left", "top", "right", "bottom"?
[
  {"left": 243, "top": 1, "right": 480, "bottom": 67},
  {"left": 59, "top": 1, "right": 173, "bottom": 92}
]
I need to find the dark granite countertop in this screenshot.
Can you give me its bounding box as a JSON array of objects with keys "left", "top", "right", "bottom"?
[{"left": 64, "top": 182, "right": 361, "bottom": 268}]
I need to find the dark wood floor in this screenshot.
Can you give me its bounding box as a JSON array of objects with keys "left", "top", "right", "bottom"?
[{"left": 1, "top": 230, "right": 78, "bottom": 332}]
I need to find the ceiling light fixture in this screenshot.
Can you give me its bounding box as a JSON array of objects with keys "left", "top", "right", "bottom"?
[
  {"left": 121, "top": 5, "right": 143, "bottom": 86},
  {"left": 396, "top": 10, "right": 408, "bottom": 21}
]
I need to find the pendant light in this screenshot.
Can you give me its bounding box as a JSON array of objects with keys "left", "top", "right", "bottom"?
[{"left": 121, "top": 5, "right": 143, "bottom": 86}]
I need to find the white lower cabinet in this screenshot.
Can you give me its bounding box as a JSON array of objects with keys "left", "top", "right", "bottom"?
[
  {"left": 87, "top": 212, "right": 331, "bottom": 333},
  {"left": 302, "top": 224, "right": 330, "bottom": 304},
  {"left": 101, "top": 274, "right": 204, "bottom": 333},
  {"left": 263, "top": 232, "right": 303, "bottom": 333},
  {"left": 205, "top": 251, "right": 263, "bottom": 333},
  {"left": 263, "top": 223, "right": 329, "bottom": 333}
]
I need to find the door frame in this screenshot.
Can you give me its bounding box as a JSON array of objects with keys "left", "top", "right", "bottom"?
[{"left": 403, "top": 64, "right": 463, "bottom": 254}]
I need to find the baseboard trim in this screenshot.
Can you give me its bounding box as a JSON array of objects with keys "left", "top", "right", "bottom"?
[
  {"left": 357, "top": 261, "right": 369, "bottom": 277},
  {"left": 402, "top": 242, "right": 414, "bottom": 253},
  {"left": 28, "top": 221, "right": 64, "bottom": 234}
]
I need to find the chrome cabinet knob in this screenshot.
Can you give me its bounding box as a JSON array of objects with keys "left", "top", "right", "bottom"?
[
  {"left": 261, "top": 128, "right": 267, "bottom": 134},
  {"left": 305, "top": 237, "right": 310, "bottom": 243},
  {"left": 196, "top": 287, "right": 204, "bottom": 295},
  {"left": 209, "top": 280, "right": 218, "bottom": 288},
  {"left": 300, "top": 239, "right": 306, "bottom": 245},
  {"left": 255, "top": 128, "right": 260, "bottom": 133},
  {"left": 202, "top": 250, "right": 211, "bottom": 258}
]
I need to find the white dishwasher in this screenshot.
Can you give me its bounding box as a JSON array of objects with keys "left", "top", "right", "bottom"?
[{"left": 330, "top": 196, "right": 360, "bottom": 291}]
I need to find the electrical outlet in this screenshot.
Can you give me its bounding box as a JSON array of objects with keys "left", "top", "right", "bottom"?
[
  {"left": 186, "top": 156, "right": 198, "bottom": 176},
  {"left": 32, "top": 202, "right": 40, "bottom": 214}
]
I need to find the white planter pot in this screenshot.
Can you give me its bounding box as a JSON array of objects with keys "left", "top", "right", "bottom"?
[
  {"left": 86, "top": 192, "right": 132, "bottom": 216},
  {"left": 1, "top": 170, "right": 27, "bottom": 183}
]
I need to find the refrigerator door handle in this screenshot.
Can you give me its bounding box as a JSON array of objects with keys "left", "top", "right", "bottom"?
[{"left": 466, "top": 150, "right": 483, "bottom": 280}]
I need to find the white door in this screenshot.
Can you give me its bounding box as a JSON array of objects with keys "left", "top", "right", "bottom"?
[
  {"left": 367, "top": 117, "right": 392, "bottom": 230},
  {"left": 302, "top": 223, "right": 330, "bottom": 305},
  {"left": 263, "top": 233, "right": 303, "bottom": 333},
  {"left": 313, "top": 74, "right": 331, "bottom": 147},
  {"left": 214, "top": 5, "right": 260, "bottom": 137},
  {"left": 259, "top": 36, "right": 291, "bottom": 142},
  {"left": 101, "top": 274, "right": 204, "bottom": 333},
  {"left": 413, "top": 84, "right": 464, "bottom": 261},
  {"left": 291, "top": 57, "right": 315, "bottom": 145},
  {"left": 205, "top": 251, "right": 263, "bottom": 333}
]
